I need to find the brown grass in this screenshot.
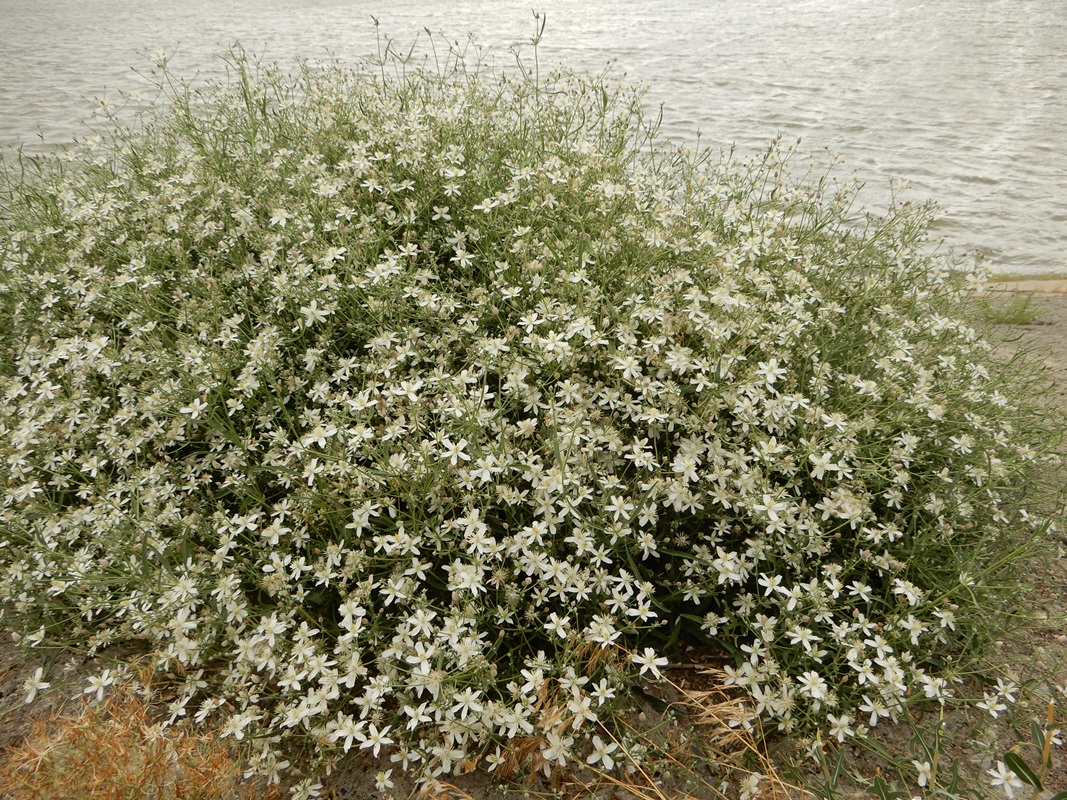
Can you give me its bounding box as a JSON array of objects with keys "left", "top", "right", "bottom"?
[
  {"left": 470, "top": 652, "right": 803, "bottom": 800},
  {"left": 0, "top": 679, "right": 282, "bottom": 800}
]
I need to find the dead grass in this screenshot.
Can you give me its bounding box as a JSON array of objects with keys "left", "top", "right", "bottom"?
[
  {"left": 0, "top": 677, "right": 282, "bottom": 800},
  {"left": 487, "top": 663, "right": 803, "bottom": 800}
]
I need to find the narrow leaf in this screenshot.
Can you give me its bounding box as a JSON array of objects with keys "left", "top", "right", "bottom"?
[{"left": 1031, "top": 719, "right": 1045, "bottom": 750}]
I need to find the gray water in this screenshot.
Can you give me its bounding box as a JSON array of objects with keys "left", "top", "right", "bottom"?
[{"left": 1, "top": 0, "right": 1065, "bottom": 275}]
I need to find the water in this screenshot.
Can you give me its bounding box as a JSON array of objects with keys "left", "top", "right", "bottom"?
[{"left": 1, "top": 0, "right": 1065, "bottom": 275}]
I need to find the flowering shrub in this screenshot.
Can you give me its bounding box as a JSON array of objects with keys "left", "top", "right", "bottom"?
[{"left": 0, "top": 49, "right": 1059, "bottom": 788}]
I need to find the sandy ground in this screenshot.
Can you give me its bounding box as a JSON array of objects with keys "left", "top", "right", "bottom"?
[
  {"left": 986, "top": 283, "right": 1067, "bottom": 393},
  {"left": 1, "top": 287, "right": 1065, "bottom": 799}
]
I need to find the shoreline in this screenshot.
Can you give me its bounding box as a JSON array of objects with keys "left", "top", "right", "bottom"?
[{"left": 989, "top": 278, "right": 1067, "bottom": 295}]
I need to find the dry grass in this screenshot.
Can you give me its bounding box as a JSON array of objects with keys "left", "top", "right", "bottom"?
[
  {"left": 606, "top": 670, "right": 802, "bottom": 800},
  {"left": 0, "top": 678, "right": 282, "bottom": 800},
  {"left": 0, "top": 650, "right": 800, "bottom": 800},
  {"left": 472, "top": 656, "right": 803, "bottom": 800}
]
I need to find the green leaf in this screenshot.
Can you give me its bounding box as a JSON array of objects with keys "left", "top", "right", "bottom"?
[
  {"left": 1031, "top": 719, "right": 1045, "bottom": 750},
  {"left": 1004, "top": 752, "right": 1042, "bottom": 790},
  {"left": 1047, "top": 793, "right": 1067, "bottom": 800},
  {"left": 942, "top": 757, "right": 963, "bottom": 794},
  {"left": 869, "top": 775, "right": 908, "bottom": 800}
]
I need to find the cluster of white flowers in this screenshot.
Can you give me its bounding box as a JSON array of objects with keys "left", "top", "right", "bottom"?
[{"left": 0, "top": 52, "right": 1056, "bottom": 790}]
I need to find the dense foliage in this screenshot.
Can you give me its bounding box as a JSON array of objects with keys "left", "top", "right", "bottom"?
[{"left": 0, "top": 49, "right": 1058, "bottom": 791}]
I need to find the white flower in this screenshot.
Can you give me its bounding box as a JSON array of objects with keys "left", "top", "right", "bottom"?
[
  {"left": 299, "top": 299, "right": 332, "bottom": 327},
  {"left": 586, "top": 734, "right": 618, "bottom": 771},
  {"left": 590, "top": 678, "right": 616, "bottom": 706},
  {"left": 83, "top": 669, "right": 116, "bottom": 702},
  {"left": 289, "top": 778, "right": 323, "bottom": 800},
  {"left": 977, "top": 692, "right": 1008, "bottom": 718},
  {"left": 739, "top": 772, "right": 764, "bottom": 800},
  {"left": 541, "top": 730, "right": 575, "bottom": 772},
  {"left": 544, "top": 612, "right": 570, "bottom": 639},
  {"left": 360, "top": 723, "right": 394, "bottom": 758},
  {"left": 179, "top": 398, "right": 208, "bottom": 418},
  {"left": 449, "top": 688, "right": 483, "bottom": 720},
  {"left": 439, "top": 437, "right": 470, "bottom": 466},
  {"left": 986, "top": 760, "right": 1025, "bottom": 799},
  {"left": 808, "top": 452, "right": 839, "bottom": 480},
  {"left": 797, "top": 671, "right": 828, "bottom": 703},
  {"left": 605, "top": 495, "right": 635, "bottom": 522},
  {"left": 859, "top": 694, "right": 891, "bottom": 727},
  {"left": 321, "top": 246, "right": 347, "bottom": 264},
  {"left": 826, "top": 713, "right": 854, "bottom": 742},
  {"left": 374, "top": 769, "right": 394, "bottom": 792},
  {"left": 912, "top": 759, "right": 933, "bottom": 789},
  {"left": 330, "top": 714, "right": 363, "bottom": 752},
  {"left": 631, "top": 647, "right": 668, "bottom": 679},
  {"left": 23, "top": 667, "right": 50, "bottom": 704},
  {"left": 445, "top": 559, "right": 486, "bottom": 597},
  {"left": 756, "top": 357, "right": 787, "bottom": 385}
]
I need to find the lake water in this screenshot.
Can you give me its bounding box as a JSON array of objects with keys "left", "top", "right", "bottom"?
[{"left": 1, "top": 0, "right": 1065, "bottom": 276}]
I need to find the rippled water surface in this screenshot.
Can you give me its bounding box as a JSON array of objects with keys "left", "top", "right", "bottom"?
[{"left": 1, "top": 0, "right": 1065, "bottom": 274}]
